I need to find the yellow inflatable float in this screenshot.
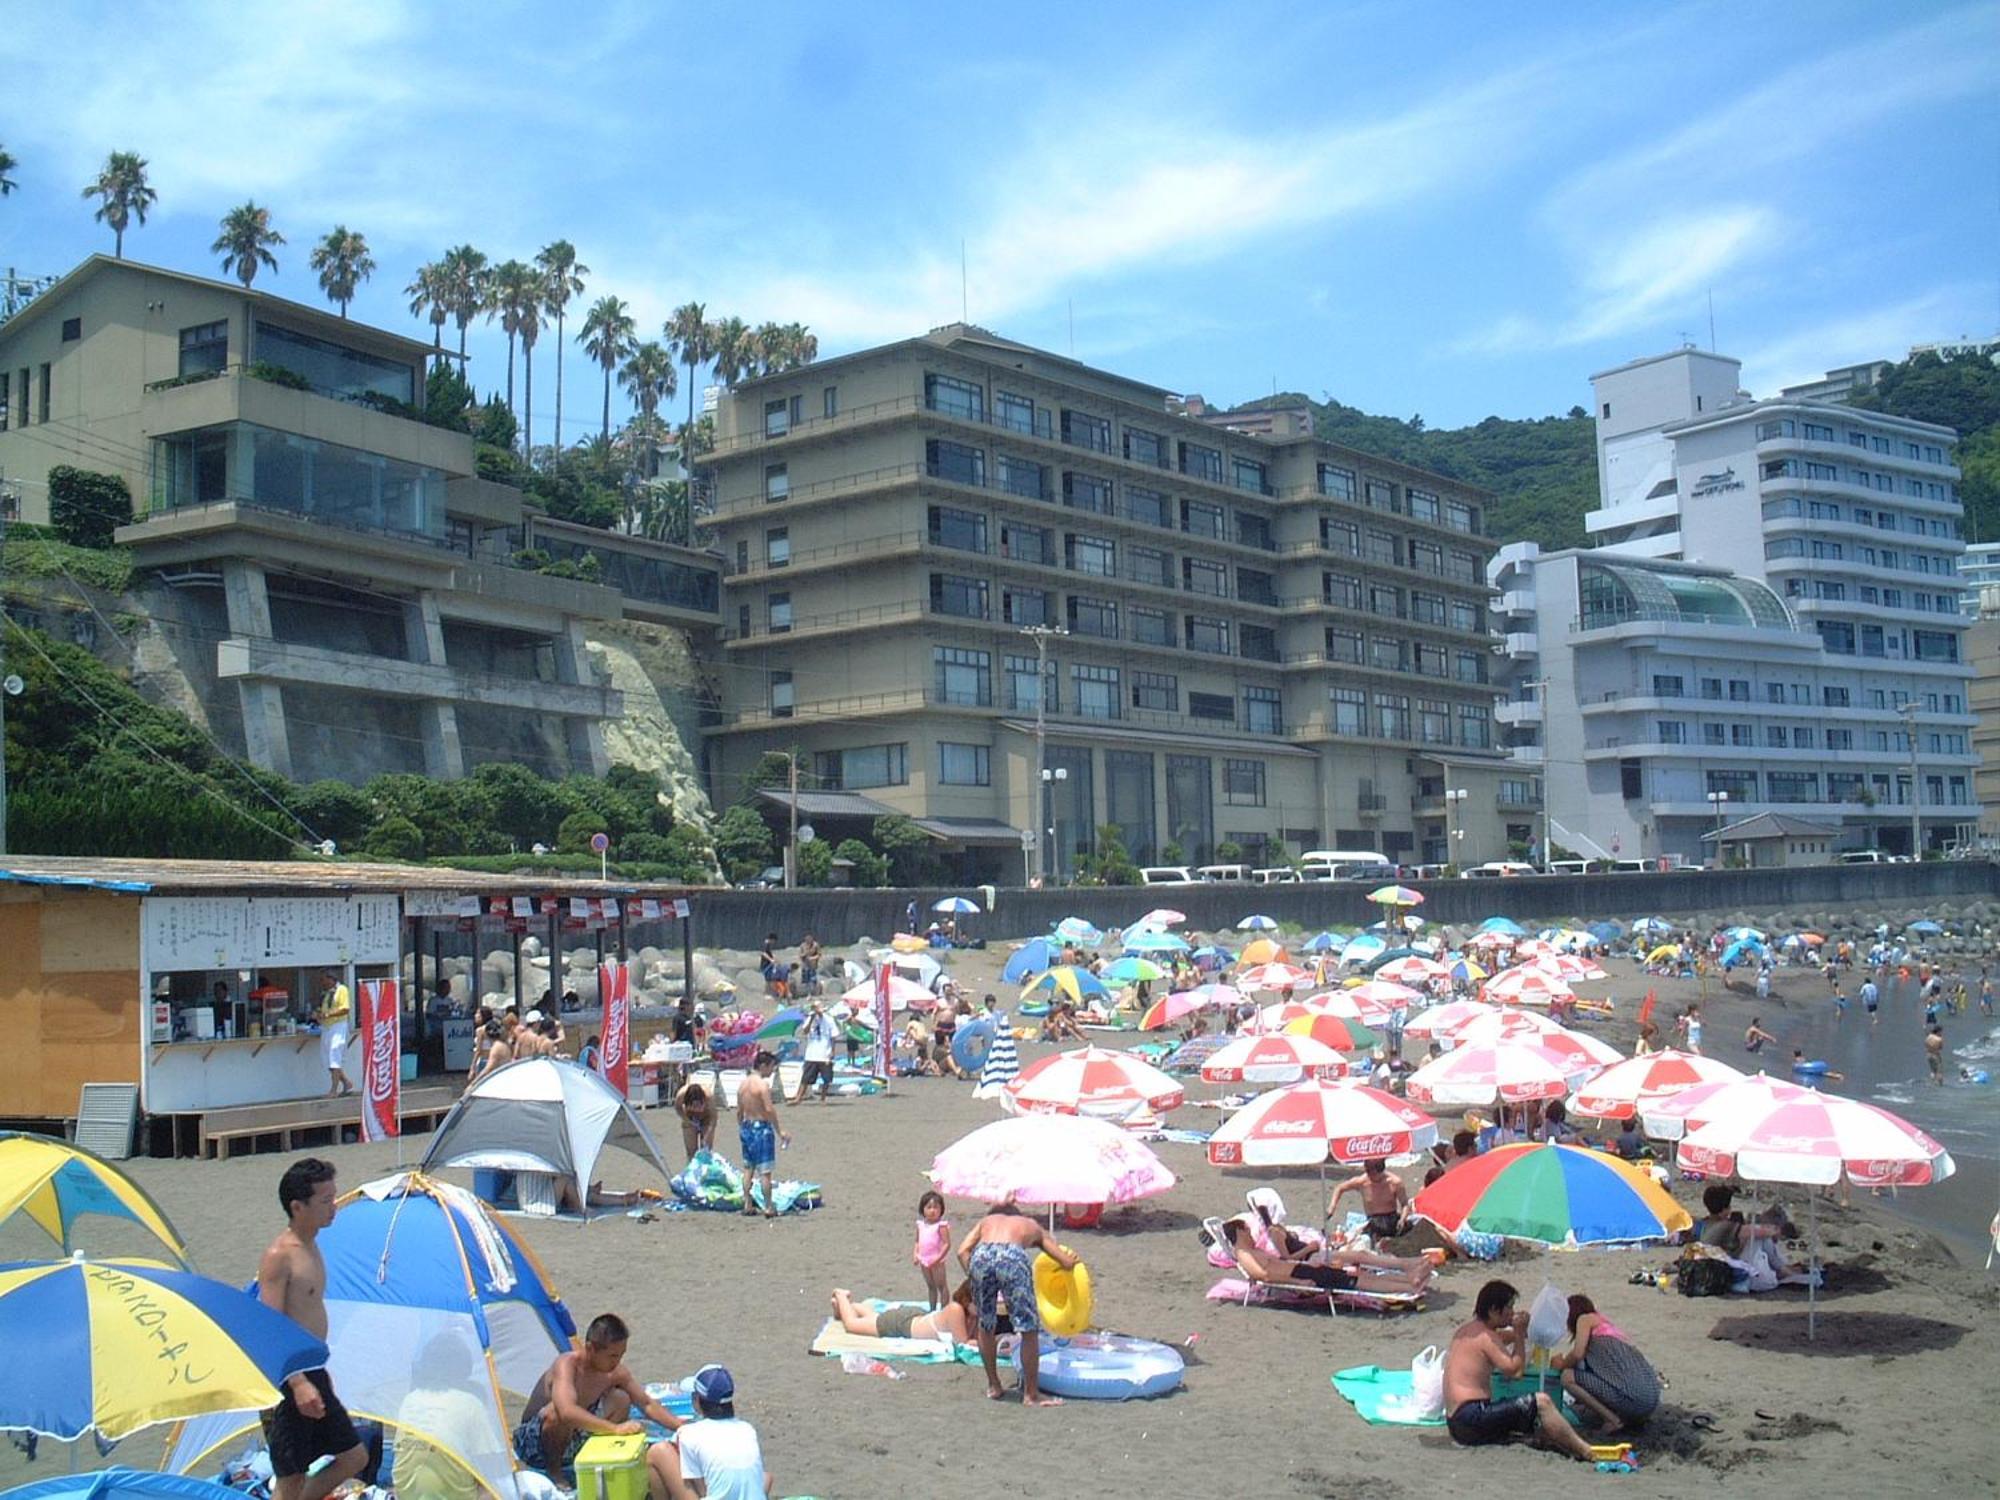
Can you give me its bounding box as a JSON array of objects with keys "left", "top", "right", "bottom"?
[{"left": 1034, "top": 1251, "right": 1093, "bottom": 1335}]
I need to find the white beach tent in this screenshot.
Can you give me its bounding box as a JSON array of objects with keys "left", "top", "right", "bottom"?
[{"left": 421, "top": 1057, "right": 672, "bottom": 1208}]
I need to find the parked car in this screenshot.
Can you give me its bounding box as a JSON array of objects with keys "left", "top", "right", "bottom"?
[
  {"left": 738, "top": 865, "right": 788, "bottom": 889},
  {"left": 1195, "top": 863, "right": 1251, "bottom": 883},
  {"left": 1251, "top": 867, "right": 1301, "bottom": 884},
  {"left": 1139, "top": 866, "right": 1197, "bottom": 885}
]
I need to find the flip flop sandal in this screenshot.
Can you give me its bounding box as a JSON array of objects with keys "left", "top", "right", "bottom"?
[{"left": 1687, "top": 1413, "right": 1720, "bottom": 1432}]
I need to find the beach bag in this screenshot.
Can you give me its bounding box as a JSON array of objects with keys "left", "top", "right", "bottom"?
[
  {"left": 1526, "top": 1282, "right": 1568, "bottom": 1352},
  {"left": 1410, "top": 1344, "right": 1445, "bottom": 1419},
  {"left": 1677, "top": 1256, "right": 1735, "bottom": 1297}
]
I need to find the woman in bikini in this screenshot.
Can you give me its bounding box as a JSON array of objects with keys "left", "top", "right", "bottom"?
[{"left": 829, "top": 1282, "right": 975, "bottom": 1342}]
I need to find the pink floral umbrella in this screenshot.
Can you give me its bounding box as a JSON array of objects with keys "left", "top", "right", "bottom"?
[
  {"left": 1001, "top": 1046, "right": 1186, "bottom": 1118},
  {"left": 1406, "top": 1039, "right": 1592, "bottom": 1107},
  {"left": 1199, "top": 1032, "right": 1350, "bottom": 1085},
  {"left": 1570, "top": 1050, "right": 1746, "bottom": 1121},
  {"left": 1207, "top": 1078, "right": 1437, "bottom": 1167},
  {"left": 929, "top": 1114, "right": 1177, "bottom": 1206}
]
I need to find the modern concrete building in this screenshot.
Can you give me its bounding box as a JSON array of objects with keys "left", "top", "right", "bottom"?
[
  {"left": 701, "top": 325, "right": 1515, "bottom": 881},
  {"left": 0, "top": 256, "right": 718, "bottom": 786},
  {"left": 1497, "top": 347, "right": 1979, "bottom": 860},
  {"left": 1970, "top": 610, "right": 2000, "bottom": 844},
  {"left": 1961, "top": 539, "right": 2000, "bottom": 616}
]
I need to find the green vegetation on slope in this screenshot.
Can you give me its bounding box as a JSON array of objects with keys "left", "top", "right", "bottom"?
[{"left": 1851, "top": 350, "right": 2000, "bottom": 543}]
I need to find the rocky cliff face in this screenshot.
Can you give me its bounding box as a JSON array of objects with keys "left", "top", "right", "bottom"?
[{"left": 587, "top": 619, "right": 714, "bottom": 829}]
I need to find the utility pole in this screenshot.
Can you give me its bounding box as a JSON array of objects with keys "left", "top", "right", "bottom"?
[
  {"left": 1527, "top": 677, "right": 1551, "bottom": 869},
  {"left": 784, "top": 750, "right": 800, "bottom": 888},
  {"left": 1020, "top": 624, "right": 1067, "bottom": 886},
  {"left": 1898, "top": 699, "right": 1923, "bottom": 859}
]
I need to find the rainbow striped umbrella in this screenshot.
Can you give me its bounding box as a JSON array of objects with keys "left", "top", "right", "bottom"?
[{"left": 1413, "top": 1143, "right": 1693, "bottom": 1245}]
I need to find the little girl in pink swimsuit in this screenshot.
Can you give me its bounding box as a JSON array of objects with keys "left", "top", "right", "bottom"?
[{"left": 913, "top": 1190, "right": 952, "bottom": 1308}]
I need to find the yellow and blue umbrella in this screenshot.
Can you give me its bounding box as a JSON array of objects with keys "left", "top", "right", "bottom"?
[
  {"left": 1021, "top": 966, "right": 1107, "bottom": 1006},
  {"left": 1102, "top": 957, "right": 1167, "bottom": 985},
  {"left": 0, "top": 1133, "right": 188, "bottom": 1266},
  {"left": 0, "top": 1256, "right": 328, "bottom": 1440}
]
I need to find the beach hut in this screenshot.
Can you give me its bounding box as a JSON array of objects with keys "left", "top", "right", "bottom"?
[{"left": 166, "top": 1171, "right": 576, "bottom": 1499}]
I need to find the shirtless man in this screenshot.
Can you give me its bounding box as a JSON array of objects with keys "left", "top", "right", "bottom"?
[
  {"left": 257, "top": 1159, "right": 368, "bottom": 1500},
  {"left": 1443, "top": 1279, "right": 1593, "bottom": 1460},
  {"left": 736, "top": 1051, "right": 790, "bottom": 1219},
  {"left": 1926, "top": 1024, "right": 1945, "bottom": 1085},
  {"left": 514, "top": 1313, "right": 687, "bottom": 1500},
  {"left": 1328, "top": 1158, "right": 1411, "bottom": 1241},
  {"left": 955, "top": 1202, "right": 1079, "bottom": 1407}
]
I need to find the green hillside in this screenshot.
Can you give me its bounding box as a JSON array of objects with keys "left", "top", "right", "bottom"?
[{"left": 1241, "top": 347, "right": 1999, "bottom": 548}]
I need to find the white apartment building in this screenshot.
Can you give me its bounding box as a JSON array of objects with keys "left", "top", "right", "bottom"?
[
  {"left": 1961, "top": 539, "right": 2000, "bottom": 616},
  {"left": 1493, "top": 348, "right": 1979, "bottom": 862}
]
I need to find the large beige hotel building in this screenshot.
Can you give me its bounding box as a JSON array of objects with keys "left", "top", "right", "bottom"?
[{"left": 705, "top": 326, "right": 1527, "bottom": 881}]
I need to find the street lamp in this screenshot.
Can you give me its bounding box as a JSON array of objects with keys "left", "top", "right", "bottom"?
[
  {"left": 1040, "top": 766, "right": 1069, "bottom": 885},
  {"left": 1706, "top": 790, "right": 1729, "bottom": 867},
  {"left": 1443, "top": 787, "right": 1467, "bottom": 864}
]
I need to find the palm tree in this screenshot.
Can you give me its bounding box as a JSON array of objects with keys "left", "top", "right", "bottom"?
[
  {"left": 710, "top": 316, "right": 752, "bottom": 386},
  {"left": 752, "top": 322, "right": 790, "bottom": 379},
  {"left": 405, "top": 260, "right": 452, "bottom": 356},
  {"left": 618, "top": 341, "right": 677, "bottom": 492},
  {"left": 665, "top": 301, "right": 714, "bottom": 462},
  {"left": 535, "top": 241, "right": 587, "bottom": 459},
  {"left": 212, "top": 202, "right": 284, "bottom": 288},
  {"left": 517, "top": 293, "right": 544, "bottom": 465},
  {"left": 309, "top": 227, "right": 375, "bottom": 317},
  {"left": 787, "top": 322, "right": 819, "bottom": 367},
  {"left": 485, "top": 259, "right": 538, "bottom": 429},
  {"left": 578, "top": 295, "right": 637, "bottom": 444},
  {"left": 0, "top": 143, "right": 17, "bottom": 196},
  {"left": 82, "top": 151, "right": 157, "bottom": 258},
  {"left": 440, "top": 245, "right": 489, "bottom": 360}
]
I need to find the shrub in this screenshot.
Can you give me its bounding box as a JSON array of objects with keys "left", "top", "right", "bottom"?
[
  {"left": 244, "top": 361, "right": 311, "bottom": 391},
  {"left": 556, "top": 809, "right": 606, "bottom": 852},
  {"left": 289, "top": 779, "right": 376, "bottom": 850},
  {"left": 362, "top": 814, "right": 425, "bottom": 861},
  {"left": 713, "top": 804, "right": 774, "bottom": 882},
  {"left": 473, "top": 397, "right": 517, "bottom": 451},
  {"left": 797, "top": 838, "right": 834, "bottom": 886},
  {"left": 46, "top": 466, "right": 133, "bottom": 550},
  {"left": 423, "top": 363, "right": 475, "bottom": 433},
  {"left": 872, "top": 813, "right": 940, "bottom": 886}
]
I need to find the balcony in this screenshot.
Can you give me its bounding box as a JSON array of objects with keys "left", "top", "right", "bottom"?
[
  {"left": 1495, "top": 697, "right": 1543, "bottom": 726},
  {"left": 141, "top": 367, "right": 473, "bottom": 476},
  {"left": 1503, "top": 631, "right": 1539, "bottom": 656},
  {"left": 215, "top": 635, "right": 620, "bottom": 718},
  {"left": 1497, "top": 589, "right": 1536, "bottom": 617}
]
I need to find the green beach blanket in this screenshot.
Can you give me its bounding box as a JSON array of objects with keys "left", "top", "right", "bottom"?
[{"left": 1331, "top": 1365, "right": 1580, "bottom": 1427}]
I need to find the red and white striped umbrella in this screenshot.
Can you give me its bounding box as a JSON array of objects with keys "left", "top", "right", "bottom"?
[
  {"left": 1638, "top": 1072, "right": 1818, "bottom": 1141},
  {"left": 1448, "top": 1011, "right": 1622, "bottom": 1070},
  {"left": 1570, "top": 1050, "right": 1746, "bottom": 1120},
  {"left": 1001, "top": 1045, "right": 1186, "bottom": 1119},
  {"left": 1199, "top": 1032, "right": 1349, "bottom": 1085},
  {"left": 1206, "top": 1078, "right": 1437, "bottom": 1167},
  {"left": 1314, "top": 983, "right": 1410, "bottom": 1024},
  {"left": 1375, "top": 955, "right": 1451, "bottom": 986},
  {"left": 1531, "top": 954, "right": 1608, "bottom": 983},
  {"left": 1676, "top": 1091, "right": 1955, "bottom": 1189},
  {"left": 1483, "top": 968, "right": 1573, "bottom": 1007},
  {"left": 1236, "top": 961, "right": 1315, "bottom": 992},
  {"left": 1404, "top": 999, "right": 1497, "bottom": 1039},
  {"left": 1406, "top": 1039, "right": 1592, "bottom": 1107}
]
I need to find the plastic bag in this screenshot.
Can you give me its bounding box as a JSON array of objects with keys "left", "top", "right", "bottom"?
[
  {"left": 1410, "top": 1344, "right": 1445, "bottom": 1418},
  {"left": 1526, "top": 1281, "right": 1568, "bottom": 1353}
]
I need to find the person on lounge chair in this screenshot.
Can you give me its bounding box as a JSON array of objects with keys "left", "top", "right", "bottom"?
[
  {"left": 1244, "top": 1188, "right": 1329, "bottom": 1259},
  {"left": 1222, "top": 1215, "right": 1432, "bottom": 1295}
]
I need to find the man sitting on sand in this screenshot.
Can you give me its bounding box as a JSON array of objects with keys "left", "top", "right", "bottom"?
[
  {"left": 1328, "top": 1158, "right": 1412, "bottom": 1241},
  {"left": 1444, "top": 1280, "right": 1594, "bottom": 1461},
  {"left": 514, "top": 1313, "right": 689, "bottom": 1500},
  {"left": 955, "top": 1201, "right": 1080, "bottom": 1407}
]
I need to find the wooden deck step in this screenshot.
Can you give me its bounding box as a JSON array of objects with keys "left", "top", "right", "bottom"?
[{"left": 195, "top": 1084, "right": 460, "bottom": 1159}]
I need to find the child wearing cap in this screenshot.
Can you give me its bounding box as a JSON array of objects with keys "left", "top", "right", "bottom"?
[{"left": 675, "top": 1364, "right": 773, "bottom": 1500}]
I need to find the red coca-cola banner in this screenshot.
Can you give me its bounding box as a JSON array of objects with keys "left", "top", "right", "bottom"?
[
  {"left": 599, "top": 960, "right": 631, "bottom": 1096},
  {"left": 357, "top": 978, "right": 400, "bottom": 1142},
  {"left": 873, "top": 962, "right": 893, "bottom": 1080}
]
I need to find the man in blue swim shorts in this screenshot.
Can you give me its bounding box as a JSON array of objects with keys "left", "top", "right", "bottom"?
[
  {"left": 1444, "top": 1280, "right": 1593, "bottom": 1460},
  {"left": 736, "top": 1049, "right": 790, "bottom": 1219},
  {"left": 956, "top": 1201, "right": 1080, "bottom": 1408}
]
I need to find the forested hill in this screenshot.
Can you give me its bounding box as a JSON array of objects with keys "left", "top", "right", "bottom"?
[{"left": 1236, "top": 347, "right": 1999, "bottom": 549}]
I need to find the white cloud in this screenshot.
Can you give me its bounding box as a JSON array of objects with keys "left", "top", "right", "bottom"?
[{"left": 1738, "top": 284, "right": 1997, "bottom": 397}]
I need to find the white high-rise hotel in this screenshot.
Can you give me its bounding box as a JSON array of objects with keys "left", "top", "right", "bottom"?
[{"left": 1494, "top": 348, "right": 1978, "bottom": 863}]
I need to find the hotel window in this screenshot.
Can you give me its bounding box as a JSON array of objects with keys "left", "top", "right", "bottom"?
[
  {"left": 1375, "top": 693, "right": 1409, "bottom": 739},
  {"left": 1061, "top": 409, "right": 1111, "bottom": 453},
  {"left": 1240, "top": 624, "right": 1278, "bottom": 662},
  {"left": 1828, "top": 771, "right": 1864, "bottom": 800},
  {"left": 1707, "top": 769, "right": 1757, "bottom": 799},
  {"left": 765, "top": 527, "right": 790, "bottom": 567},
  {"left": 1803, "top": 423, "right": 1834, "bottom": 442},
  {"left": 1179, "top": 440, "right": 1223, "bottom": 483},
  {"left": 1238, "top": 567, "right": 1276, "bottom": 606},
  {"left": 1728, "top": 679, "right": 1750, "bottom": 701},
  {"left": 1181, "top": 499, "right": 1224, "bottom": 538},
  {"left": 1330, "top": 687, "right": 1366, "bottom": 735},
  {"left": 1067, "top": 594, "right": 1119, "bottom": 638},
  {"left": 1410, "top": 591, "right": 1446, "bottom": 625},
  {"left": 1656, "top": 720, "right": 1686, "bottom": 744},
  {"left": 1063, "top": 471, "right": 1112, "bottom": 514},
  {"left": 928, "top": 505, "right": 987, "bottom": 553},
  {"left": 1232, "top": 456, "right": 1269, "bottom": 495},
  {"left": 1765, "top": 725, "right": 1788, "bottom": 748},
  {"left": 1363, "top": 480, "right": 1396, "bottom": 513},
  {"left": 999, "top": 521, "right": 1049, "bottom": 565},
  {"left": 1126, "top": 485, "right": 1170, "bottom": 527},
  {"left": 934, "top": 646, "right": 992, "bottom": 706},
  {"left": 815, "top": 743, "right": 909, "bottom": 790},
  {"left": 1447, "top": 551, "right": 1481, "bottom": 583},
  {"left": 1913, "top": 630, "right": 1958, "bottom": 663},
  {"left": 930, "top": 573, "right": 989, "bottom": 620},
  {"left": 938, "top": 743, "right": 991, "bottom": 786},
  {"left": 1805, "top": 462, "right": 1839, "bottom": 481},
  {"left": 1222, "top": 759, "right": 1266, "bottom": 806},
  {"left": 1321, "top": 517, "right": 1360, "bottom": 555},
  {"left": 1235, "top": 511, "right": 1274, "bottom": 550},
  {"left": 1003, "top": 586, "right": 1048, "bottom": 627},
  {"left": 1324, "top": 572, "right": 1362, "bottom": 609},
  {"left": 1368, "top": 584, "right": 1403, "bottom": 618},
  {"left": 1407, "top": 489, "right": 1441, "bottom": 524},
  {"left": 927, "top": 437, "right": 984, "bottom": 487},
  {"left": 1369, "top": 636, "right": 1406, "bottom": 672},
  {"left": 1189, "top": 691, "right": 1235, "bottom": 723},
  {"left": 1244, "top": 685, "right": 1282, "bottom": 734},
  {"left": 1131, "top": 670, "right": 1178, "bottom": 712},
  {"left": 1124, "top": 426, "right": 1168, "bottom": 467},
  {"left": 1826, "top": 728, "right": 1853, "bottom": 750},
  {"left": 1067, "top": 533, "right": 1115, "bottom": 577},
  {"left": 1186, "top": 615, "right": 1230, "bottom": 654},
  {"left": 1450, "top": 600, "right": 1480, "bottom": 632},
  {"left": 1005, "top": 653, "right": 1054, "bottom": 712},
  {"left": 1324, "top": 627, "right": 1362, "bottom": 663},
  {"left": 767, "top": 592, "right": 792, "bottom": 632},
  {"left": 1408, "top": 540, "right": 1443, "bottom": 576},
  {"left": 764, "top": 462, "right": 789, "bottom": 502},
  {"left": 179, "top": 320, "right": 229, "bottom": 377},
  {"left": 1730, "top": 724, "right": 1754, "bottom": 746},
  {"left": 1365, "top": 530, "right": 1399, "bottom": 566},
  {"left": 1757, "top": 419, "right": 1795, "bottom": 440},
  {"left": 763, "top": 398, "right": 790, "bottom": 438},
  {"left": 1767, "top": 770, "right": 1818, "bottom": 802},
  {"left": 1458, "top": 703, "right": 1491, "bottom": 749},
  {"left": 1318, "top": 464, "right": 1357, "bottom": 501},
  {"left": 1794, "top": 727, "right": 1814, "bottom": 748},
  {"left": 1131, "top": 606, "right": 1171, "bottom": 645},
  {"left": 1414, "top": 643, "right": 1447, "bottom": 677},
  {"left": 823, "top": 385, "right": 838, "bottom": 419},
  {"left": 997, "top": 452, "right": 1047, "bottom": 499},
  {"left": 1127, "top": 545, "right": 1172, "bottom": 588},
  {"left": 1444, "top": 498, "right": 1477, "bottom": 534},
  {"left": 1072, "top": 662, "right": 1121, "bottom": 718},
  {"left": 1419, "top": 700, "right": 1450, "bottom": 744},
  {"left": 1454, "top": 651, "right": 1486, "bottom": 684},
  {"left": 1183, "top": 557, "right": 1228, "bottom": 596},
  {"left": 770, "top": 670, "right": 794, "bottom": 718},
  {"left": 1702, "top": 723, "right": 1725, "bottom": 746},
  {"left": 926, "top": 373, "right": 985, "bottom": 421},
  {"left": 995, "top": 390, "right": 1038, "bottom": 435},
  {"left": 1808, "top": 500, "right": 1841, "bottom": 521}
]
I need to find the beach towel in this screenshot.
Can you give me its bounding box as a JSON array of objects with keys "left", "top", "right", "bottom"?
[
  {"left": 671, "top": 1148, "right": 822, "bottom": 1214},
  {"left": 1331, "top": 1365, "right": 1581, "bottom": 1427},
  {"left": 810, "top": 1300, "right": 970, "bottom": 1365}
]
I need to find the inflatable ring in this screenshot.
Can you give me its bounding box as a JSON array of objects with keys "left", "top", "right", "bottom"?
[
  {"left": 1791, "top": 1060, "right": 1830, "bottom": 1076},
  {"left": 952, "top": 1017, "right": 996, "bottom": 1075},
  {"left": 1034, "top": 1252, "right": 1093, "bottom": 1336},
  {"left": 1062, "top": 1202, "right": 1104, "bottom": 1230},
  {"left": 1014, "top": 1333, "right": 1184, "bottom": 1400}
]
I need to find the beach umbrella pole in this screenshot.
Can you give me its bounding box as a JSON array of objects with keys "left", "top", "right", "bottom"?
[{"left": 1809, "top": 1194, "right": 1819, "bottom": 1342}]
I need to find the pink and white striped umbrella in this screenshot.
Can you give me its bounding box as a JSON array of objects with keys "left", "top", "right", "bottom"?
[
  {"left": 1448, "top": 1011, "right": 1623, "bottom": 1070},
  {"left": 1483, "top": 968, "right": 1573, "bottom": 1007},
  {"left": 1315, "top": 982, "right": 1412, "bottom": 1024},
  {"left": 1001, "top": 1045, "right": 1186, "bottom": 1119},
  {"left": 1406, "top": 1039, "right": 1592, "bottom": 1107},
  {"left": 1638, "top": 1072, "right": 1818, "bottom": 1141},
  {"left": 1570, "top": 1050, "right": 1746, "bottom": 1121},
  {"left": 929, "top": 1114, "right": 1177, "bottom": 1205},
  {"left": 1199, "top": 1032, "right": 1350, "bottom": 1085},
  {"left": 1236, "top": 961, "right": 1315, "bottom": 992},
  {"left": 1404, "top": 999, "right": 1498, "bottom": 1039},
  {"left": 1207, "top": 1078, "right": 1437, "bottom": 1167},
  {"left": 1676, "top": 1091, "right": 1955, "bottom": 1188},
  {"left": 1375, "top": 955, "right": 1451, "bottom": 986},
  {"left": 1531, "top": 953, "right": 1608, "bottom": 983}
]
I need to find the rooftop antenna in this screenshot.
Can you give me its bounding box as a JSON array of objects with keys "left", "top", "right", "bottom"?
[{"left": 1707, "top": 290, "right": 1717, "bottom": 352}]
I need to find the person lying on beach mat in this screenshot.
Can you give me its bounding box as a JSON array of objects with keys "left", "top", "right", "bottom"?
[{"left": 829, "top": 1283, "right": 975, "bottom": 1343}]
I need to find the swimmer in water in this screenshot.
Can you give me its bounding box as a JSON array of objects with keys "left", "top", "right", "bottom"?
[{"left": 1789, "top": 1048, "right": 1844, "bottom": 1084}]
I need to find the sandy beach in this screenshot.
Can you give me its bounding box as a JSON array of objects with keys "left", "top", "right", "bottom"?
[{"left": 4, "top": 900, "right": 1997, "bottom": 1500}]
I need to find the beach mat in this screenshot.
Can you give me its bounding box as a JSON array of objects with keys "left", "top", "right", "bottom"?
[
  {"left": 809, "top": 1301, "right": 979, "bottom": 1364},
  {"left": 1331, "top": 1365, "right": 1580, "bottom": 1427}
]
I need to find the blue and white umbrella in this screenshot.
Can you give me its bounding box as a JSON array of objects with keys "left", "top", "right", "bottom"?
[
  {"left": 1301, "top": 931, "right": 1342, "bottom": 953},
  {"left": 934, "top": 896, "right": 982, "bottom": 914},
  {"left": 1053, "top": 917, "right": 1102, "bottom": 945},
  {"left": 1907, "top": 920, "right": 1943, "bottom": 936},
  {"left": 1126, "top": 929, "right": 1191, "bottom": 954},
  {"left": 1236, "top": 914, "right": 1280, "bottom": 932},
  {"left": 1002, "top": 938, "right": 1056, "bottom": 985},
  {"left": 1191, "top": 944, "right": 1233, "bottom": 972},
  {"left": 1341, "top": 932, "right": 1388, "bottom": 965},
  {"left": 1479, "top": 916, "right": 1528, "bottom": 937},
  {"left": 1631, "top": 917, "right": 1674, "bottom": 935}
]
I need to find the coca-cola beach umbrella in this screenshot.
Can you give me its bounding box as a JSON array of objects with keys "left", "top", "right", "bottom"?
[
  {"left": 1206, "top": 1078, "right": 1437, "bottom": 1167},
  {"left": 1000, "top": 1046, "right": 1186, "bottom": 1118},
  {"left": 1198, "top": 1032, "right": 1349, "bottom": 1085}
]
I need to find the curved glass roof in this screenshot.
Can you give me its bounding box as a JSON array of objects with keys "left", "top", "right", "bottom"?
[{"left": 1579, "top": 560, "right": 1794, "bottom": 630}]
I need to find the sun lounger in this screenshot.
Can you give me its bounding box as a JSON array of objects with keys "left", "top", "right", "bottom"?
[{"left": 1199, "top": 1216, "right": 1424, "bottom": 1315}]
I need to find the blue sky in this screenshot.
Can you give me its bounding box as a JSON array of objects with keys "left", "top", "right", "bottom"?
[{"left": 2, "top": 0, "right": 1994, "bottom": 447}]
